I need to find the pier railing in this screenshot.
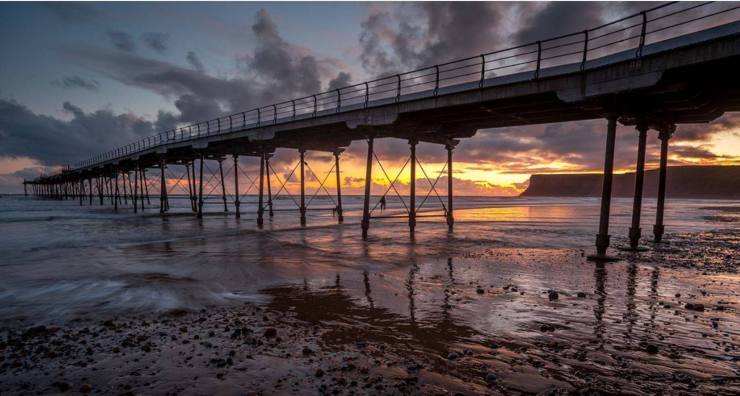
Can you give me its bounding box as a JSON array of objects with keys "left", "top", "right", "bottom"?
[{"left": 71, "top": 1, "right": 740, "bottom": 170}]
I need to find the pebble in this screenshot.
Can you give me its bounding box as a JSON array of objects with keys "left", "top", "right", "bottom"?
[
  {"left": 645, "top": 344, "right": 659, "bottom": 354},
  {"left": 685, "top": 303, "right": 705, "bottom": 312},
  {"left": 548, "top": 291, "right": 559, "bottom": 301}
]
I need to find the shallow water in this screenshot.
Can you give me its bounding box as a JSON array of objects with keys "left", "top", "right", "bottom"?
[
  {"left": 0, "top": 194, "right": 737, "bottom": 320},
  {"left": 0, "top": 194, "right": 738, "bottom": 394}
]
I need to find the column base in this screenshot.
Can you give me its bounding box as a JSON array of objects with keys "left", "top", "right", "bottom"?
[
  {"left": 595, "top": 233, "right": 610, "bottom": 256},
  {"left": 361, "top": 219, "right": 369, "bottom": 240},
  {"left": 653, "top": 224, "right": 665, "bottom": 243},
  {"left": 586, "top": 253, "right": 620, "bottom": 262},
  {"left": 628, "top": 227, "right": 643, "bottom": 250},
  {"left": 618, "top": 245, "right": 650, "bottom": 252}
]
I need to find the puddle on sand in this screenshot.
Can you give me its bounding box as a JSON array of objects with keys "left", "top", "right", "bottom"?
[{"left": 263, "top": 248, "right": 740, "bottom": 395}]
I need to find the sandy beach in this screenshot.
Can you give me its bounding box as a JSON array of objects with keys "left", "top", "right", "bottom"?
[{"left": 1, "top": 198, "right": 737, "bottom": 395}]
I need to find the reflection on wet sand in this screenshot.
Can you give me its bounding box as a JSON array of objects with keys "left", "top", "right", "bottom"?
[{"left": 263, "top": 251, "right": 738, "bottom": 395}]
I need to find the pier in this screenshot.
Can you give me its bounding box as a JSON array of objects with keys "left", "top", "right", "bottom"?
[{"left": 24, "top": 2, "right": 740, "bottom": 259}]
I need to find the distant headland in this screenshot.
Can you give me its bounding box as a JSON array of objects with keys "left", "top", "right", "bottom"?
[{"left": 521, "top": 165, "right": 740, "bottom": 199}]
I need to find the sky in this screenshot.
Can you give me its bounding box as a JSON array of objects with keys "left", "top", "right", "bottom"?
[{"left": 1, "top": 1, "right": 739, "bottom": 195}]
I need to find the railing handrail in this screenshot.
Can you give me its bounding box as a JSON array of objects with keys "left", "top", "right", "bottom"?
[{"left": 62, "top": 1, "right": 739, "bottom": 172}]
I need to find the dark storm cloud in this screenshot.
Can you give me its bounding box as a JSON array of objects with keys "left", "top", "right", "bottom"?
[
  {"left": 670, "top": 146, "right": 720, "bottom": 160},
  {"left": 514, "top": 2, "right": 607, "bottom": 44},
  {"left": 356, "top": 2, "right": 670, "bottom": 76},
  {"left": 141, "top": 32, "right": 170, "bottom": 54},
  {"left": 327, "top": 72, "right": 351, "bottom": 91},
  {"left": 0, "top": 98, "right": 174, "bottom": 165},
  {"left": 359, "top": 2, "right": 514, "bottom": 74},
  {"left": 674, "top": 113, "right": 740, "bottom": 142},
  {"left": 173, "top": 94, "right": 222, "bottom": 124},
  {"left": 239, "top": 9, "right": 323, "bottom": 102},
  {"left": 106, "top": 30, "right": 135, "bottom": 52},
  {"left": 52, "top": 76, "right": 100, "bottom": 91},
  {"left": 42, "top": 2, "right": 101, "bottom": 23},
  {"left": 67, "top": 9, "right": 340, "bottom": 125},
  {"left": 186, "top": 51, "right": 205, "bottom": 73}
]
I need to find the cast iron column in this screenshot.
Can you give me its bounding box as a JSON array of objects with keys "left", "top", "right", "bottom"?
[
  {"left": 266, "top": 154, "right": 274, "bottom": 217},
  {"left": 114, "top": 173, "right": 119, "bottom": 211},
  {"left": 197, "top": 155, "right": 204, "bottom": 218},
  {"left": 334, "top": 151, "right": 344, "bottom": 223},
  {"left": 257, "top": 152, "right": 265, "bottom": 228},
  {"left": 446, "top": 144, "right": 454, "bottom": 231},
  {"left": 629, "top": 121, "right": 649, "bottom": 250},
  {"left": 409, "top": 139, "right": 418, "bottom": 234},
  {"left": 160, "top": 159, "right": 167, "bottom": 213},
  {"left": 653, "top": 127, "right": 673, "bottom": 242},
  {"left": 361, "top": 136, "right": 374, "bottom": 239},
  {"left": 233, "top": 155, "right": 240, "bottom": 219},
  {"left": 592, "top": 115, "right": 618, "bottom": 259},
  {"left": 218, "top": 158, "right": 228, "bottom": 212},
  {"left": 142, "top": 169, "right": 150, "bottom": 205},
  {"left": 133, "top": 169, "right": 138, "bottom": 213},
  {"left": 299, "top": 148, "right": 306, "bottom": 226}
]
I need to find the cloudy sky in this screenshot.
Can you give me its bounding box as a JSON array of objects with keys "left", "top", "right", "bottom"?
[{"left": 1, "top": 2, "right": 739, "bottom": 195}]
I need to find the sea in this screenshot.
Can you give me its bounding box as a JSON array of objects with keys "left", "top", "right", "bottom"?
[{"left": 0, "top": 194, "right": 736, "bottom": 321}]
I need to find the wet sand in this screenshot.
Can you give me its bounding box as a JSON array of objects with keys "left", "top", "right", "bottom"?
[
  {"left": 1, "top": 198, "right": 738, "bottom": 394},
  {"left": 2, "top": 240, "right": 738, "bottom": 395}
]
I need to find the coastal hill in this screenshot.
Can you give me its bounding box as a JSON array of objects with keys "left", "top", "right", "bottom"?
[{"left": 521, "top": 165, "right": 740, "bottom": 199}]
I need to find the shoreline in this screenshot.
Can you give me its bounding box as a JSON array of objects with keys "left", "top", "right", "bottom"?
[{"left": 2, "top": 241, "right": 738, "bottom": 395}]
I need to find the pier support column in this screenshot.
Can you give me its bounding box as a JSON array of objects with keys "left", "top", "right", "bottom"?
[
  {"left": 409, "top": 139, "right": 418, "bottom": 234},
  {"left": 114, "top": 173, "right": 119, "bottom": 211},
  {"left": 334, "top": 151, "right": 344, "bottom": 224},
  {"left": 88, "top": 177, "right": 93, "bottom": 205},
  {"left": 142, "top": 169, "right": 150, "bottom": 205},
  {"left": 159, "top": 159, "right": 167, "bottom": 214},
  {"left": 266, "top": 155, "right": 274, "bottom": 218},
  {"left": 197, "top": 155, "right": 205, "bottom": 219},
  {"left": 98, "top": 176, "right": 104, "bottom": 205},
  {"left": 590, "top": 115, "right": 618, "bottom": 260},
  {"left": 653, "top": 126, "right": 673, "bottom": 242},
  {"left": 107, "top": 177, "right": 113, "bottom": 205},
  {"left": 628, "top": 121, "right": 649, "bottom": 250},
  {"left": 233, "top": 155, "right": 241, "bottom": 219},
  {"left": 133, "top": 169, "right": 139, "bottom": 213},
  {"left": 139, "top": 168, "right": 146, "bottom": 211},
  {"left": 257, "top": 152, "right": 265, "bottom": 228},
  {"left": 186, "top": 163, "right": 195, "bottom": 212},
  {"left": 299, "top": 148, "right": 307, "bottom": 226},
  {"left": 121, "top": 172, "right": 128, "bottom": 205},
  {"left": 79, "top": 179, "right": 84, "bottom": 206},
  {"left": 446, "top": 144, "right": 455, "bottom": 231},
  {"left": 218, "top": 158, "right": 228, "bottom": 212},
  {"left": 361, "top": 136, "right": 374, "bottom": 240}
]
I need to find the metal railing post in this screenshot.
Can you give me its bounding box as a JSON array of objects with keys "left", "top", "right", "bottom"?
[
  {"left": 581, "top": 30, "right": 589, "bottom": 71},
  {"left": 433, "top": 65, "right": 440, "bottom": 95},
  {"left": 636, "top": 11, "right": 648, "bottom": 58},
  {"left": 479, "top": 54, "right": 486, "bottom": 87},
  {"left": 364, "top": 82, "right": 369, "bottom": 108},
  {"left": 534, "top": 41, "right": 542, "bottom": 79},
  {"left": 396, "top": 74, "right": 401, "bottom": 102}
]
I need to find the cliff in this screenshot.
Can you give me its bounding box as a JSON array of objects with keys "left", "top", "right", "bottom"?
[{"left": 521, "top": 166, "right": 740, "bottom": 199}]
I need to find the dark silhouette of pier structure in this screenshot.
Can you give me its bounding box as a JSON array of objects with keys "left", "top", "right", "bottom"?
[{"left": 24, "top": 2, "right": 740, "bottom": 259}]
